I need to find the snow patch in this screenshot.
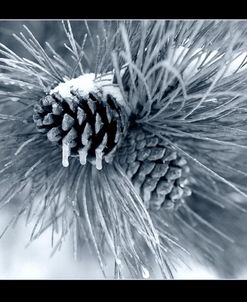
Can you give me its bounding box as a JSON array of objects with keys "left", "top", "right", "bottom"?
[
  {"left": 50, "top": 72, "right": 125, "bottom": 107},
  {"left": 173, "top": 46, "right": 247, "bottom": 80},
  {"left": 101, "top": 84, "right": 125, "bottom": 106},
  {"left": 50, "top": 73, "right": 97, "bottom": 99}
]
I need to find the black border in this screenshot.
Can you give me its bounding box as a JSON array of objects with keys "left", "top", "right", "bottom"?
[
  {"left": 0, "top": 0, "right": 246, "bottom": 19},
  {"left": 0, "top": 1, "right": 246, "bottom": 296},
  {"left": 0, "top": 280, "right": 246, "bottom": 299}
]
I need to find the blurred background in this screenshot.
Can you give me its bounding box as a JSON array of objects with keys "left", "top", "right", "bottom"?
[
  {"left": 0, "top": 205, "right": 220, "bottom": 279},
  {"left": 0, "top": 20, "right": 247, "bottom": 279}
]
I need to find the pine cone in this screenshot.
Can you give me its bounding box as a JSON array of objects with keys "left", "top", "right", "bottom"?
[
  {"left": 33, "top": 90, "right": 128, "bottom": 169},
  {"left": 117, "top": 128, "right": 191, "bottom": 211}
]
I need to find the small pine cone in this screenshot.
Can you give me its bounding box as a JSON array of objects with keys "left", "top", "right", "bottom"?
[
  {"left": 33, "top": 90, "right": 128, "bottom": 169},
  {"left": 117, "top": 128, "right": 192, "bottom": 211}
]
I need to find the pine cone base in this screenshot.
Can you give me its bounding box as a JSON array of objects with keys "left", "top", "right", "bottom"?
[{"left": 117, "top": 128, "right": 191, "bottom": 211}]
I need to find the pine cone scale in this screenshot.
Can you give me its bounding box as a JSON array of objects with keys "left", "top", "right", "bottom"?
[
  {"left": 117, "top": 128, "right": 191, "bottom": 210},
  {"left": 33, "top": 89, "right": 128, "bottom": 169}
]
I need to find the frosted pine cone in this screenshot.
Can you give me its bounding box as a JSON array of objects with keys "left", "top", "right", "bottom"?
[
  {"left": 33, "top": 75, "right": 128, "bottom": 170},
  {"left": 117, "top": 128, "right": 191, "bottom": 211}
]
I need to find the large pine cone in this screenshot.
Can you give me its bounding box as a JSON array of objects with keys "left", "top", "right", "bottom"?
[
  {"left": 117, "top": 128, "right": 191, "bottom": 211},
  {"left": 33, "top": 90, "right": 128, "bottom": 169}
]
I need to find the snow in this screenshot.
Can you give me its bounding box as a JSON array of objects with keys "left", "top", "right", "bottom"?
[
  {"left": 50, "top": 72, "right": 125, "bottom": 107},
  {"left": 173, "top": 46, "right": 247, "bottom": 80},
  {"left": 50, "top": 73, "right": 97, "bottom": 99},
  {"left": 101, "top": 84, "right": 125, "bottom": 106}
]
